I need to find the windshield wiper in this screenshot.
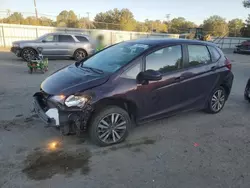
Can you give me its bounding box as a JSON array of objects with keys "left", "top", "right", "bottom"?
[{"left": 80, "top": 66, "right": 104, "bottom": 74}]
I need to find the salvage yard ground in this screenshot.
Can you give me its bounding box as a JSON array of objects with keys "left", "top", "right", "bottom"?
[{"left": 0, "top": 50, "right": 250, "bottom": 188}]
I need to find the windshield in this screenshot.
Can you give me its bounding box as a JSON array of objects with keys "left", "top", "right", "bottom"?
[
  {"left": 37, "top": 33, "right": 48, "bottom": 41},
  {"left": 80, "top": 42, "right": 150, "bottom": 73}
]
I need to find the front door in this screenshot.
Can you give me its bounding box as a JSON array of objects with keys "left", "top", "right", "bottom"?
[
  {"left": 138, "top": 44, "right": 187, "bottom": 120},
  {"left": 39, "top": 34, "right": 58, "bottom": 55}
]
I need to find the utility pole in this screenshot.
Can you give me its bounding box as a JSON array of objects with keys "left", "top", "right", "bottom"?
[
  {"left": 34, "top": 0, "right": 38, "bottom": 19},
  {"left": 166, "top": 14, "right": 171, "bottom": 33},
  {"left": 86, "top": 12, "right": 90, "bottom": 29}
]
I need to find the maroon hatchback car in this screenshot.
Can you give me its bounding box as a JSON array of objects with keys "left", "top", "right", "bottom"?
[{"left": 33, "top": 39, "right": 234, "bottom": 146}]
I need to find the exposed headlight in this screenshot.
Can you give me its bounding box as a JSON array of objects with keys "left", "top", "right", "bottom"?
[
  {"left": 65, "top": 95, "right": 88, "bottom": 107},
  {"left": 12, "top": 43, "right": 19, "bottom": 47},
  {"left": 50, "top": 95, "right": 66, "bottom": 104}
]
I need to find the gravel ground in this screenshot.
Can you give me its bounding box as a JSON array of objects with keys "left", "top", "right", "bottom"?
[{"left": 0, "top": 51, "right": 250, "bottom": 188}]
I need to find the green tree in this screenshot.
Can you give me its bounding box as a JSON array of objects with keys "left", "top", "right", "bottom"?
[
  {"left": 23, "top": 16, "right": 40, "bottom": 25},
  {"left": 228, "top": 19, "right": 244, "bottom": 36},
  {"left": 94, "top": 9, "right": 121, "bottom": 30},
  {"left": 169, "top": 17, "right": 196, "bottom": 33},
  {"left": 3, "top": 12, "right": 24, "bottom": 24},
  {"left": 241, "top": 15, "right": 250, "bottom": 37},
  {"left": 56, "top": 10, "right": 79, "bottom": 28},
  {"left": 94, "top": 8, "right": 136, "bottom": 31},
  {"left": 203, "top": 15, "right": 229, "bottom": 36},
  {"left": 243, "top": 0, "right": 250, "bottom": 8},
  {"left": 40, "top": 17, "right": 54, "bottom": 26},
  {"left": 120, "top": 9, "right": 136, "bottom": 31},
  {"left": 136, "top": 22, "right": 148, "bottom": 32},
  {"left": 78, "top": 17, "right": 95, "bottom": 29},
  {"left": 144, "top": 20, "right": 167, "bottom": 32}
]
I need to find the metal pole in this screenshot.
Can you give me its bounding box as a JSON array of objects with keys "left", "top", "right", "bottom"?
[
  {"left": 86, "top": 12, "right": 90, "bottom": 29},
  {"left": 34, "top": 0, "right": 38, "bottom": 19},
  {"left": 2, "top": 25, "right": 6, "bottom": 48},
  {"left": 166, "top": 14, "right": 171, "bottom": 33}
]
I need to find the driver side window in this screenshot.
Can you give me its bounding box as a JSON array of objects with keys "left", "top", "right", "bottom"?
[{"left": 43, "top": 35, "right": 57, "bottom": 42}]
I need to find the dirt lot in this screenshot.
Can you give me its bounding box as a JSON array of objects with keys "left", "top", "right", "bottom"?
[{"left": 1, "top": 50, "right": 250, "bottom": 188}]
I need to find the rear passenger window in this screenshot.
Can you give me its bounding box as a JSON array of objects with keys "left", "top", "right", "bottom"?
[
  {"left": 207, "top": 46, "right": 221, "bottom": 62},
  {"left": 75, "top": 36, "right": 89, "bottom": 42},
  {"left": 59, "top": 35, "right": 75, "bottom": 42},
  {"left": 187, "top": 45, "right": 211, "bottom": 67}
]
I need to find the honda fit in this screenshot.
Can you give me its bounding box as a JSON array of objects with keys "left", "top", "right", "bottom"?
[{"left": 33, "top": 39, "right": 234, "bottom": 146}]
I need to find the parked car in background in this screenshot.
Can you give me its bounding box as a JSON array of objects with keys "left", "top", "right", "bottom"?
[
  {"left": 234, "top": 40, "right": 250, "bottom": 54},
  {"left": 11, "top": 33, "right": 96, "bottom": 61},
  {"left": 33, "top": 38, "right": 234, "bottom": 146}
]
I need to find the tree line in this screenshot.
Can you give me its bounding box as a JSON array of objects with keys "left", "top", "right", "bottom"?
[{"left": 0, "top": 5, "right": 249, "bottom": 37}]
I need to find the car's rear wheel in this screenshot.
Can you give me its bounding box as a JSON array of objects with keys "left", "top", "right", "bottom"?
[
  {"left": 89, "top": 106, "right": 131, "bottom": 146},
  {"left": 74, "top": 49, "right": 87, "bottom": 61},
  {"left": 244, "top": 82, "right": 250, "bottom": 102},
  {"left": 21, "top": 48, "right": 36, "bottom": 62},
  {"left": 205, "top": 87, "right": 226, "bottom": 114}
]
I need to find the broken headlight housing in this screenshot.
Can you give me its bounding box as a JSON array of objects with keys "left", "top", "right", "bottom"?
[
  {"left": 50, "top": 95, "right": 65, "bottom": 104},
  {"left": 64, "top": 95, "right": 88, "bottom": 108}
]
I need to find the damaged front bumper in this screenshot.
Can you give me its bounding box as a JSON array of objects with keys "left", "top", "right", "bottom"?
[
  {"left": 11, "top": 47, "right": 22, "bottom": 57},
  {"left": 33, "top": 92, "right": 93, "bottom": 132},
  {"left": 33, "top": 97, "right": 58, "bottom": 126}
]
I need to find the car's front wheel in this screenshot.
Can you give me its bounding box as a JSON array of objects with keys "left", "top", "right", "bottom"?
[
  {"left": 74, "top": 49, "right": 87, "bottom": 61},
  {"left": 89, "top": 106, "right": 131, "bottom": 146},
  {"left": 205, "top": 87, "right": 226, "bottom": 114},
  {"left": 21, "top": 48, "right": 36, "bottom": 62}
]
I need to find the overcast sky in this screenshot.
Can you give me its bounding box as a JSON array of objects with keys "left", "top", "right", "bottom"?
[{"left": 1, "top": 0, "right": 249, "bottom": 24}]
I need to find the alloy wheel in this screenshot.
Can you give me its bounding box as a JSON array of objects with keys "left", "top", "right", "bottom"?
[
  {"left": 23, "top": 49, "right": 36, "bottom": 61},
  {"left": 75, "top": 50, "right": 86, "bottom": 61},
  {"left": 97, "top": 113, "right": 127, "bottom": 144},
  {"left": 211, "top": 89, "right": 225, "bottom": 112}
]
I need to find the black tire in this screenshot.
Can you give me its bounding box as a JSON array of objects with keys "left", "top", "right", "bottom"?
[
  {"left": 244, "top": 81, "right": 250, "bottom": 102},
  {"left": 74, "top": 49, "right": 87, "bottom": 61},
  {"left": 41, "top": 68, "right": 45, "bottom": 74},
  {"left": 21, "top": 48, "right": 37, "bottom": 62},
  {"left": 205, "top": 87, "right": 226, "bottom": 114},
  {"left": 60, "top": 123, "right": 70, "bottom": 136},
  {"left": 29, "top": 68, "right": 33, "bottom": 74},
  {"left": 89, "top": 106, "right": 131, "bottom": 147}
]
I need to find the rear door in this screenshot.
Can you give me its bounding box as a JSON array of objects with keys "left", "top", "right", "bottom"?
[
  {"left": 57, "top": 35, "right": 76, "bottom": 55},
  {"left": 180, "top": 44, "right": 220, "bottom": 109}
]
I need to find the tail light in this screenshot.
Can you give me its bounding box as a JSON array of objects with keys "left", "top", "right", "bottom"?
[{"left": 225, "top": 57, "right": 232, "bottom": 70}]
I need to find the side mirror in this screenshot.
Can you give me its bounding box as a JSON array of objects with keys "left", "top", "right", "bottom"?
[
  {"left": 41, "top": 40, "right": 46, "bottom": 43},
  {"left": 137, "top": 69, "right": 162, "bottom": 84}
]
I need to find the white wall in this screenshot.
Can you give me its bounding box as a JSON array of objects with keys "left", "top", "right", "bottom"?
[{"left": 0, "top": 23, "right": 179, "bottom": 47}]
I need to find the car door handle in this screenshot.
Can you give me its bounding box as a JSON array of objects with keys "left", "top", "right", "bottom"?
[
  {"left": 211, "top": 66, "right": 218, "bottom": 71},
  {"left": 174, "top": 76, "right": 184, "bottom": 81}
]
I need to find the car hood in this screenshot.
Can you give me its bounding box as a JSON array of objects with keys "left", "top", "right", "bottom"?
[
  {"left": 13, "top": 40, "right": 37, "bottom": 44},
  {"left": 41, "top": 64, "right": 110, "bottom": 95}
]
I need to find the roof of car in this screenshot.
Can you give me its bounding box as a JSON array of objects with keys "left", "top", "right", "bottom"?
[
  {"left": 50, "top": 32, "right": 90, "bottom": 37},
  {"left": 127, "top": 38, "right": 216, "bottom": 47}
]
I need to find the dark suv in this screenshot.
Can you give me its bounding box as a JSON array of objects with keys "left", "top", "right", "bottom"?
[{"left": 33, "top": 39, "right": 234, "bottom": 146}]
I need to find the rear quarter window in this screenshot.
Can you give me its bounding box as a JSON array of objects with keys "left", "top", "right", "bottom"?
[
  {"left": 207, "top": 46, "right": 221, "bottom": 62},
  {"left": 75, "top": 36, "right": 89, "bottom": 42}
]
